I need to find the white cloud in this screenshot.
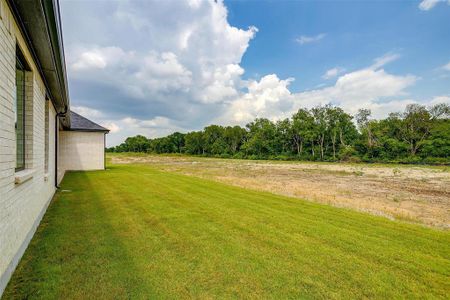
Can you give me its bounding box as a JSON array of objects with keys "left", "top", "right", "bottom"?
[
  {"left": 108, "top": 116, "right": 185, "bottom": 145},
  {"left": 429, "top": 95, "right": 450, "bottom": 105},
  {"left": 218, "top": 53, "right": 417, "bottom": 125},
  {"left": 102, "top": 122, "right": 120, "bottom": 133},
  {"left": 61, "top": 2, "right": 428, "bottom": 146},
  {"left": 293, "top": 68, "right": 417, "bottom": 116},
  {"left": 135, "top": 51, "right": 193, "bottom": 92},
  {"left": 418, "top": 0, "right": 444, "bottom": 10},
  {"left": 72, "top": 105, "right": 120, "bottom": 135},
  {"left": 217, "top": 74, "right": 295, "bottom": 124},
  {"left": 295, "top": 33, "right": 326, "bottom": 45},
  {"left": 66, "top": 0, "right": 257, "bottom": 108},
  {"left": 199, "top": 64, "right": 245, "bottom": 103},
  {"left": 71, "top": 105, "right": 104, "bottom": 119},
  {"left": 442, "top": 61, "right": 450, "bottom": 71},
  {"left": 370, "top": 53, "right": 400, "bottom": 69},
  {"left": 322, "top": 67, "right": 345, "bottom": 79},
  {"left": 71, "top": 47, "right": 128, "bottom": 71}
]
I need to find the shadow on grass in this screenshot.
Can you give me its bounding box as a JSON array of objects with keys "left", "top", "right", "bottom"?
[{"left": 2, "top": 170, "right": 147, "bottom": 299}]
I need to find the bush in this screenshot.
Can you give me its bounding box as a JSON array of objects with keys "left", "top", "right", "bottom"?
[
  {"left": 422, "top": 157, "right": 450, "bottom": 165},
  {"left": 338, "top": 146, "right": 357, "bottom": 162},
  {"left": 233, "top": 152, "right": 245, "bottom": 159},
  {"left": 346, "top": 156, "right": 362, "bottom": 163}
]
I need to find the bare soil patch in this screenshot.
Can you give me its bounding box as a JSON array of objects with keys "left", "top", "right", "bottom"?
[{"left": 110, "top": 154, "right": 450, "bottom": 229}]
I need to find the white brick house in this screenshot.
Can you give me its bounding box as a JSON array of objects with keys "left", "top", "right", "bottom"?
[{"left": 0, "top": 0, "right": 109, "bottom": 294}]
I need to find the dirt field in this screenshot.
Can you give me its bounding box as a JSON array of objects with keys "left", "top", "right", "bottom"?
[{"left": 110, "top": 154, "right": 450, "bottom": 229}]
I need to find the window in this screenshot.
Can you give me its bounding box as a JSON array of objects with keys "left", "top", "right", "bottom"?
[
  {"left": 15, "top": 48, "right": 26, "bottom": 171},
  {"left": 45, "top": 100, "right": 49, "bottom": 173}
]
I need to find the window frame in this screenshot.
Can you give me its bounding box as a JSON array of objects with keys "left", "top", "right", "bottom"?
[
  {"left": 44, "top": 99, "right": 49, "bottom": 173},
  {"left": 15, "top": 48, "right": 26, "bottom": 172}
]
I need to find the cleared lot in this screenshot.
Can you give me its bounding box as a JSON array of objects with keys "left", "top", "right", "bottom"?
[
  {"left": 3, "top": 163, "right": 449, "bottom": 298},
  {"left": 111, "top": 154, "right": 450, "bottom": 229}
]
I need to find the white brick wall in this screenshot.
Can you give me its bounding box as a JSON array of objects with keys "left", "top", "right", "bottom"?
[
  {"left": 59, "top": 131, "right": 105, "bottom": 176},
  {"left": 0, "top": 0, "right": 57, "bottom": 294}
]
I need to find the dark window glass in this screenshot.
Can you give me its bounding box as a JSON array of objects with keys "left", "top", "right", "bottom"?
[
  {"left": 45, "top": 101, "right": 49, "bottom": 172},
  {"left": 15, "top": 53, "right": 26, "bottom": 171}
]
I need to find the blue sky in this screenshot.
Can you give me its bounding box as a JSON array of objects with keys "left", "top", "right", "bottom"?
[
  {"left": 226, "top": 0, "right": 450, "bottom": 96},
  {"left": 60, "top": 0, "right": 450, "bottom": 146}
]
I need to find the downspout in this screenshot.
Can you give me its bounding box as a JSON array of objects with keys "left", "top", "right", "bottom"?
[
  {"left": 104, "top": 133, "right": 106, "bottom": 170},
  {"left": 54, "top": 106, "right": 68, "bottom": 188}
]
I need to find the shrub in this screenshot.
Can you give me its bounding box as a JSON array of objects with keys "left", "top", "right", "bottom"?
[{"left": 339, "top": 146, "right": 357, "bottom": 162}]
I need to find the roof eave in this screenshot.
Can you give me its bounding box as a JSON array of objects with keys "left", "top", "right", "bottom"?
[
  {"left": 68, "top": 129, "right": 110, "bottom": 133},
  {"left": 7, "top": 0, "right": 70, "bottom": 128}
]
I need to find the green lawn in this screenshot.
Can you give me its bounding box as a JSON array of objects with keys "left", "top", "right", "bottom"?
[{"left": 3, "top": 164, "right": 450, "bottom": 299}]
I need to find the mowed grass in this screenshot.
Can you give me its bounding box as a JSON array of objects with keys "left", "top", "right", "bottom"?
[{"left": 3, "top": 164, "right": 450, "bottom": 299}]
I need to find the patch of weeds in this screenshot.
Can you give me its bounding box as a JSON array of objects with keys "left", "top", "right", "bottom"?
[
  {"left": 353, "top": 170, "right": 364, "bottom": 176},
  {"left": 392, "top": 168, "right": 401, "bottom": 176},
  {"left": 393, "top": 213, "right": 419, "bottom": 224}
]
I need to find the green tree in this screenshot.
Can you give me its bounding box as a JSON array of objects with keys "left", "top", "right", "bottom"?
[
  {"left": 121, "top": 135, "right": 150, "bottom": 152},
  {"left": 203, "top": 125, "right": 225, "bottom": 154},
  {"left": 275, "top": 118, "right": 292, "bottom": 154},
  {"left": 401, "top": 104, "right": 432, "bottom": 156},
  {"left": 242, "top": 118, "right": 277, "bottom": 157},
  {"left": 223, "top": 126, "right": 246, "bottom": 154},
  {"left": 311, "top": 106, "right": 328, "bottom": 160},
  {"left": 168, "top": 132, "right": 185, "bottom": 153},
  {"left": 112, "top": 102, "right": 449, "bottom": 164},
  {"left": 184, "top": 131, "right": 205, "bottom": 154},
  {"left": 291, "top": 108, "right": 313, "bottom": 156}
]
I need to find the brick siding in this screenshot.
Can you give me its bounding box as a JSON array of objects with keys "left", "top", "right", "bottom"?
[{"left": 0, "top": 0, "right": 57, "bottom": 294}]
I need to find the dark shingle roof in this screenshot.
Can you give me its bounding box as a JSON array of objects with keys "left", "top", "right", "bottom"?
[{"left": 69, "top": 111, "right": 109, "bottom": 132}]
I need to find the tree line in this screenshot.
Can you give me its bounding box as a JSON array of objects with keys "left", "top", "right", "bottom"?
[{"left": 108, "top": 103, "right": 450, "bottom": 164}]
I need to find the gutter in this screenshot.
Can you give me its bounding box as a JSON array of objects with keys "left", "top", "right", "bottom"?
[
  {"left": 40, "top": 0, "right": 71, "bottom": 126},
  {"left": 6, "top": 0, "right": 71, "bottom": 127}
]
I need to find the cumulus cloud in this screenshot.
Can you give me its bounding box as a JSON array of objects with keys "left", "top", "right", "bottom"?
[
  {"left": 295, "top": 33, "right": 326, "bottom": 45},
  {"left": 70, "top": 47, "right": 128, "bottom": 71},
  {"left": 61, "top": 1, "right": 426, "bottom": 146},
  {"left": 418, "top": 0, "right": 444, "bottom": 10},
  {"left": 295, "top": 68, "right": 417, "bottom": 114},
  {"left": 295, "top": 54, "right": 417, "bottom": 115},
  {"left": 217, "top": 54, "right": 417, "bottom": 125},
  {"left": 217, "top": 74, "right": 295, "bottom": 124},
  {"left": 62, "top": 0, "right": 258, "bottom": 145},
  {"left": 65, "top": 1, "right": 256, "bottom": 103}
]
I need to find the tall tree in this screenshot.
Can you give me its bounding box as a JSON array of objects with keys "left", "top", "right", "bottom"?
[
  {"left": 401, "top": 104, "right": 432, "bottom": 156},
  {"left": 311, "top": 106, "right": 328, "bottom": 160},
  {"left": 184, "top": 131, "right": 205, "bottom": 154},
  {"left": 291, "top": 108, "right": 313, "bottom": 156},
  {"left": 275, "top": 118, "right": 292, "bottom": 154},
  {"left": 243, "top": 118, "right": 277, "bottom": 156},
  {"left": 223, "top": 126, "right": 246, "bottom": 154},
  {"left": 173, "top": 132, "right": 185, "bottom": 153},
  {"left": 203, "top": 125, "right": 225, "bottom": 154},
  {"left": 355, "top": 108, "right": 375, "bottom": 148},
  {"left": 112, "top": 102, "right": 450, "bottom": 164}
]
